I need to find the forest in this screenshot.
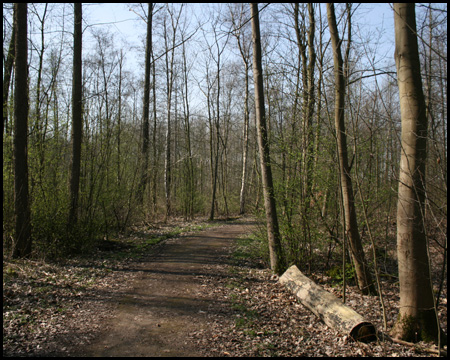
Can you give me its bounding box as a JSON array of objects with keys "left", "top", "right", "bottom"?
[{"left": 3, "top": 3, "right": 447, "bottom": 357}]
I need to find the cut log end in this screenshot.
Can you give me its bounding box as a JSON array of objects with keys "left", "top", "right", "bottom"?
[{"left": 351, "top": 322, "right": 377, "bottom": 343}]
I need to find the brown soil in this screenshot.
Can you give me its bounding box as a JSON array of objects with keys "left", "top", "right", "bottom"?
[
  {"left": 72, "top": 221, "right": 252, "bottom": 357},
  {"left": 4, "top": 218, "right": 446, "bottom": 357}
]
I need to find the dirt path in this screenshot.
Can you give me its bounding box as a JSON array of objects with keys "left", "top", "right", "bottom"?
[{"left": 75, "top": 222, "right": 252, "bottom": 357}]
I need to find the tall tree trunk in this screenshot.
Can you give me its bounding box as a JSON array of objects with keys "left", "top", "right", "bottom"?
[
  {"left": 33, "top": 3, "right": 48, "bottom": 163},
  {"left": 239, "top": 65, "right": 250, "bottom": 215},
  {"left": 304, "top": 3, "right": 316, "bottom": 202},
  {"left": 3, "top": 18, "right": 16, "bottom": 209},
  {"left": 390, "top": 3, "right": 439, "bottom": 343},
  {"left": 207, "top": 19, "right": 229, "bottom": 221},
  {"left": 68, "top": 3, "right": 83, "bottom": 226},
  {"left": 12, "top": 3, "right": 32, "bottom": 258},
  {"left": 151, "top": 51, "right": 158, "bottom": 215},
  {"left": 229, "top": 5, "right": 251, "bottom": 216},
  {"left": 327, "top": 3, "right": 376, "bottom": 295},
  {"left": 164, "top": 16, "right": 173, "bottom": 220},
  {"left": 181, "top": 38, "right": 194, "bottom": 219},
  {"left": 137, "top": 3, "right": 153, "bottom": 205},
  {"left": 251, "top": 3, "right": 284, "bottom": 275},
  {"left": 209, "top": 69, "right": 221, "bottom": 221},
  {"left": 164, "top": 61, "right": 172, "bottom": 221},
  {"left": 3, "top": 18, "right": 15, "bottom": 137},
  {"left": 117, "top": 49, "right": 124, "bottom": 187},
  {"left": 163, "top": 5, "right": 183, "bottom": 220},
  {"left": 205, "top": 69, "right": 216, "bottom": 220}
]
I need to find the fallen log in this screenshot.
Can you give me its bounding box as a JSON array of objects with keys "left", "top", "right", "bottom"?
[{"left": 279, "top": 265, "right": 376, "bottom": 342}]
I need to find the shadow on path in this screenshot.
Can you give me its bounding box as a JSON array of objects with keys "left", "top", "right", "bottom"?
[{"left": 74, "top": 222, "right": 253, "bottom": 357}]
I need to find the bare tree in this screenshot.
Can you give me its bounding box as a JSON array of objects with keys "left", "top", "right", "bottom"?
[
  {"left": 12, "top": 3, "right": 32, "bottom": 258},
  {"left": 3, "top": 15, "right": 15, "bottom": 137},
  {"left": 251, "top": 3, "right": 284, "bottom": 275},
  {"left": 327, "top": 3, "right": 376, "bottom": 295},
  {"left": 390, "top": 2, "right": 440, "bottom": 343},
  {"left": 136, "top": 3, "right": 153, "bottom": 205},
  {"left": 228, "top": 3, "right": 252, "bottom": 215},
  {"left": 180, "top": 33, "right": 195, "bottom": 219},
  {"left": 3, "top": 14, "right": 15, "bottom": 207},
  {"left": 163, "top": 4, "right": 183, "bottom": 220},
  {"left": 201, "top": 7, "right": 230, "bottom": 221},
  {"left": 68, "top": 3, "right": 82, "bottom": 226}
]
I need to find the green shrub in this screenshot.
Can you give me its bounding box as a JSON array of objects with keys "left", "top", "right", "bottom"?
[{"left": 327, "top": 262, "right": 356, "bottom": 285}]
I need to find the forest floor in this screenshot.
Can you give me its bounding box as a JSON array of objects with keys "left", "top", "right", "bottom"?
[{"left": 3, "top": 217, "right": 447, "bottom": 357}]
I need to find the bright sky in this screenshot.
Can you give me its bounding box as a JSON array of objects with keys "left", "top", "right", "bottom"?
[
  {"left": 83, "top": 3, "right": 396, "bottom": 71},
  {"left": 78, "top": 3, "right": 397, "bottom": 115},
  {"left": 2, "top": 3, "right": 397, "bottom": 113},
  {"left": 84, "top": 3, "right": 146, "bottom": 46}
]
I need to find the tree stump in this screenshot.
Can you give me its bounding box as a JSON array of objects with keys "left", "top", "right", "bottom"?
[{"left": 279, "top": 265, "right": 376, "bottom": 342}]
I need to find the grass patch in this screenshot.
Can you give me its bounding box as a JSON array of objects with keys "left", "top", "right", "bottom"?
[
  {"left": 94, "top": 221, "right": 215, "bottom": 262},
  {"left": 230, "top": 294, "right": 259, "bottom": 329},
  {"left": 232, "top": 233, "right": 267, "bottom": 269}
]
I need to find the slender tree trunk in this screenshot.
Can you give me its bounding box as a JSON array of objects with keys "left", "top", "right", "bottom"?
[
  {"left": 3, "top": 19, "right": 15, "bottom": 137},
  {"left": 151, "top": 51, "right": 158, "bottom": 215},
  {"left": 294, "top": 3, "right": 313, "bottom": 215},
  {"left": 137, "top": 3, "right": 153, "bottom": 205},
  {"left": 164, "top": 72, "right": 172, "bottom": 220},
  {"left": 312, "top": 5, "right": 325, "bottom": 196},
  {"left": 207, "top": 21, "right": 229, "bottom": 221},
  {"left": 327, "top": 3, "right": 376, "bottom": 295},
  {"left": 164, "top": 15, "right": 174, "bottom": 220},
  {"left": 239, "top": 61, "right": 250, "bottom": 215},
  {"left": 390, "top": 3, "right": 439, "bottom": 344},
  {"left": 181, "top": 39, "right": 194, "bottom": 219},
  {"left": 12, "top": 3, "right": 32, "bottom": 258},
  {"left": 251, "top": 3, "right": 285, "bottom": 275},
  {"left": 163, "top": 5, "right": 183, "bottom": 220},
  {"left": 33, "top": 4, "right": 48, "bottom": 170},
  {"left": 294, "top": 4, "right": 316, "bottom": 261},
  {"left": 117, "top": 50, "right": 124, "bottom": 187},
  {"left": 3, "top": 19, "right": 15, "bottom": 208},
  {"left": 231, "top": 10, "right": 251, "bottom": 216},
  {"left": 163, "top": 17, "right": 171, "bottom": 221},
  {"left": 205, "top": 70, "right": 216, "bottom": 220},
  {"left": 210, "top": 71, "right": 221, "bottom": 221},
  {"left": 68, "top": 3, "right": 83, "bottom": 226},
  {"left": 304, "top": 4, "right": 316, "bottom": 204}
]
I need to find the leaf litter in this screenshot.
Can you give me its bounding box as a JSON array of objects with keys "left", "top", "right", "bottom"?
[{"left": 3, "top": 217, "right": 447, "bottom": 357}]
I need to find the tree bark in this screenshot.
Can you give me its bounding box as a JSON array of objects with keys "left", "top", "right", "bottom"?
[
  {"left": 13, "top": 3, "right": 32, "bottom": 258},
  {"left": 390, "top": 3, "right": 439, "bottom": 344},
  {"left": 239, "top": 65, "right": 249, "bottom": 215},
  {"left": 3, "top": 17, "right": 16, "bottom": 208},
  {"left": 206, "top": 16, "right": 229, "bottom": 221},
  {"left": 3, "top": 19, "right": 15, "bottom": 137},
  {"left": 280, "top": 265, "right": 376, "bottom": 342},
  {"left": 229, "top": 4, "right": 251, "bottom": 215},
  {"left": 251, "top": 3, "right": 284, "bottom": 275},
  {"left": 137, "top": 3, "right": 153, "bottom": 205},
  {"left": 164, "top": 16, "right": 173, "bottom": 221},
  {"left": 68, "top": 3, "right": 83, "bottom": 226},
  {"left": 163, "top": 5, "right": 183, "bottom": 221},
  {"left": 327, "top": 3, "right": 376, "bottom": 295},
  {"left": 205, "top": 68, "right": 216, "bottom": 220},
  {"left": 151, "top": 50, "right": 158, "bottom": 215},
  {"left": 181, "top": 37, "right": 194, "bottom": 219}
]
